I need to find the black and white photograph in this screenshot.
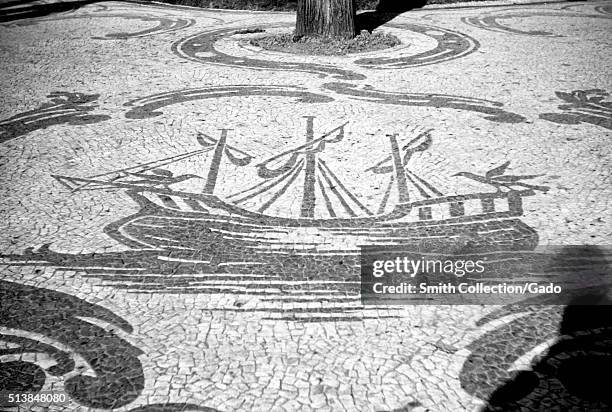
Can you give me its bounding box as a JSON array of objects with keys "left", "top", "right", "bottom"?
[{"left": 1, "top": 0, "right": 611, "bottom": 410}]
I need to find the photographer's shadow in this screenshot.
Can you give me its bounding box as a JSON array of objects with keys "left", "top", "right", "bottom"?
[
  {"left": 0, "top": 0, "right": 102, "bottom": 23},
  {"left": 356, "top": 0, "right": 428, "bottom": 32},
  {"left": 483, "top": 245, "right": 612, "bottom": 411}
]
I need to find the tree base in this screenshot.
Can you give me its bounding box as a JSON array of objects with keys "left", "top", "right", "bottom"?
[{"left": 250, "top": 30, "right": 400, "bottom": 56}]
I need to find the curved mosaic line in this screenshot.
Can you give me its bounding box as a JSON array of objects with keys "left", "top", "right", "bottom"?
[
  {"left": 561, "top": 2, "right": 612, "bottom": 16},
  {"left": 0, "top": 91, "right": 110, "bottom": 144},
  {"left": 0, "top": 279, "right": 224, "bottom": 410},
  {"left": 462, "top": 10, "right": 610, "bottom": 37},
  {"left": 322, "top": 82, "right": 526, "bottom": 123},
  {"left": 91, "top": 14, "right": 197, "bottom": 40},
  {"left": 0, "top": 280, "right": 144, "bottom": 409},
  {"left": 4, "top": 12, "right": 201, "bottom": 40},
  {"left": 539, "top": 89, "right": 612, "bottom": 130},
  {"left": 123, "top": 85, "right": 335, "bottom": 119},
  {"left": 354, "top": 23, "right": 479, "bottom": 69},
  {"left": 172, "top": 26, "right": 366, "bottom": 81}
]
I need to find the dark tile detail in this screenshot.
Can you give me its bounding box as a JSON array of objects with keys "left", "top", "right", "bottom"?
[
  {"left": 481, "top": 198, "right": 494, "bottom": 213},
  {"left": 539, "top": 89, "right": 612, "bottom": 130},
  {"left": 507, "top": 191, "right": 524, "bottom": 215},
  {"left": 0, "top": 91, "right": 110, "bottom": 143},
  {"left": 0, "top": 361, "right": 46, "bottom": 393},
  {"left": 449, "top": 201, "right": 464, "bottom": 217},
  {"left": 418, "top": 206, "right": 432, "bottom": 220},
  {"left": 376, "top": 400, "right": 422, "bottom": 412},
  {"left": 450, "top": 202, "right": 464, "bottom": 217}
]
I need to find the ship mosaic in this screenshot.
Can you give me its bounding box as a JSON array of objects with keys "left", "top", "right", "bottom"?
[
  {"left": 58, "top": 117, "right": 539, "bottom": 251},
  {"left": 3, "top": 115, "right": 550, "bottom": 306}
]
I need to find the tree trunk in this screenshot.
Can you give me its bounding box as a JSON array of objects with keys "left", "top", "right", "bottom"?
[{"left": 296, "top": 0, "right": 356, "bottom": 39}]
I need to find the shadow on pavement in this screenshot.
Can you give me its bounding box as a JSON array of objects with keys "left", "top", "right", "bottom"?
[
  {"left": 0, "top": 0, "right": 103, "bottom": 23},
  {"left": 483, "top": 245, "right": 612, "bottom": 411},
  {"left": 357, "top": 0, "right": 428, "bottom": 32}
]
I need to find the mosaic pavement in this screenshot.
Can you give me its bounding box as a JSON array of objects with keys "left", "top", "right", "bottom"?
[{"left": 0, "top": 0, "right": 611, "bottom": 410}]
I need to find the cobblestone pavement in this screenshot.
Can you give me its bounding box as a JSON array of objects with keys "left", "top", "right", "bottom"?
[{"left": 1, "top": 0, "right": 611, "bottom": 411}]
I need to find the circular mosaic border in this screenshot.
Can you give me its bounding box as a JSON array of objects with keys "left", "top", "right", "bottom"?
[
  {"left": 172, "top": 22, "right": 479, "bottom": 80},
  {"left": 462, "top": 9, "right": 611, "bottom": 37},
  {"left": 2, "top": 11, "right": 207, "bottom": 40}
]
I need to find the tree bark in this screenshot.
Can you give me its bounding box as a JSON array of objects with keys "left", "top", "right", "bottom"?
[{"left": 296, "top": 0, "right": 356, "bottom": 39}]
